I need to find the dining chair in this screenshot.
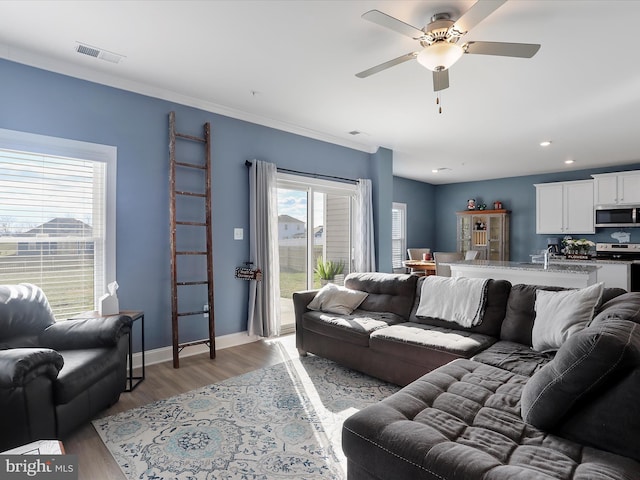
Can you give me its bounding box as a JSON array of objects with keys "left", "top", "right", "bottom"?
[
  {"left": 433, "top": 251, "right": 464, "bottom": 277},
  {"left": 407, "top": 248, "right": 431, "bottom": 261},
  {"left": 407, "top": 248, "right": 431, "bottom": 275},
  {"left": 465, "top": 250, "right": 480, "bottom": 260}
]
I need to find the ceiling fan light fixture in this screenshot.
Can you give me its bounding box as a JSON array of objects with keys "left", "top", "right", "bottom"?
[{"left": 417, "top": 42, "right": 464, "bottom": 71}]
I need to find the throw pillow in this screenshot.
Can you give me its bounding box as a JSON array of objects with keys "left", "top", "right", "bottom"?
[
  {"left": 531, "top": 282, "right": 604, "bottom": 352},
  {"left": 307, "top": 283, "right": 368, "bottom": 315}
]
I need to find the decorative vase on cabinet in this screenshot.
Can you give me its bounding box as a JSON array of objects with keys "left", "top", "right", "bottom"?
[{"left": 456, "top": 209, "right": 510, "bottom": 261}]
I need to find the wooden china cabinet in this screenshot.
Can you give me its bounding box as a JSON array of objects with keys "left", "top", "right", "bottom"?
[{"left": 456, "top": 209, "right": 510, "bottom": 261}]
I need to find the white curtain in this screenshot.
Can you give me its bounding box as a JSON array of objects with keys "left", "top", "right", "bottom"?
[
  {"left": 247, "top": 160, "right": 281, "bottom": 337},
  {"left": 354, "top": 178, "right": 376, "bottom": 272}
]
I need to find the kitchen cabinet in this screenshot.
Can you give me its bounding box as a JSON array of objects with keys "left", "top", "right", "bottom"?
[
  {"left": 592, "top": 170, "right": 640, "bottom": 205},
  {"left": 535, "top": 180, "right": 595, "bottom": 234},
  {"left": 456, "top": 210, "right": 509, "bottom": 261}
]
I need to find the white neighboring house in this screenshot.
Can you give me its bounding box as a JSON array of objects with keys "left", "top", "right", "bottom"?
[{"left": 278, "top": 214, "right": 305, "bottom": 244}]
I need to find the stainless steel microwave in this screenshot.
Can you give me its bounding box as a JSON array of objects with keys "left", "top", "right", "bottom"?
[{"left": 595, "top": 206, "right": 640, "bottom": 227}]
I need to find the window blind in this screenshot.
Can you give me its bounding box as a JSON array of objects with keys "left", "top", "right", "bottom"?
[
  {"left": 0, "top": 149, "right": 106, "bottom": 320},
  {"left": 391, "top": 203, "right": 407, "bottom": 269}
]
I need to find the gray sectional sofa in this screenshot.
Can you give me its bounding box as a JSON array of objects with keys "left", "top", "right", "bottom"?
[{"left": 292, "top": 272, "right": 640, "bottom": 480}]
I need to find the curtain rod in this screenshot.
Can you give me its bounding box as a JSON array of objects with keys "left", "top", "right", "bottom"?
[{"left": 245, "top": 160, "right": 357, "bottom": 184}]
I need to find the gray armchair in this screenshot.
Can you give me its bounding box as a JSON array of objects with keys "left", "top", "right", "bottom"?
[{"left": 0, "top": 284, "right": 131, "bottom": 451}]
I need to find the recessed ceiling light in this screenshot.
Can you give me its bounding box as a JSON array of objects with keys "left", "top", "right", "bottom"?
[
  {"left": 432, "top": 167, "right": 451, "bottom": 173},
  {"left": 539, "top": 140, "right": 552, "bottom": 147},
  {"left": 564, "top": 159, "right": 575, "bottom": 164}
]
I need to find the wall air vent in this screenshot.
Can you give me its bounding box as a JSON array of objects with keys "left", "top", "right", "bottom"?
[{"left": 75, "top": 43, "right": 124, "bottom": 64}]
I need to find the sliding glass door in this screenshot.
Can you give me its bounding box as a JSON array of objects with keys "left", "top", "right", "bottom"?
[{"left": 277, "top": 174, "right": 355, "bottom": 332}]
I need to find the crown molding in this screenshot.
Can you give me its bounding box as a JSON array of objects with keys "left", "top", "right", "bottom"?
[{"left": 1, "top": 44, "right": 377, "bottom": 155}]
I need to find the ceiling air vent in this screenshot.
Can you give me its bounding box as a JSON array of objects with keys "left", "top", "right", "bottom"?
[{"left": 75, "top": 43, "right": 124, "bottom": 64}]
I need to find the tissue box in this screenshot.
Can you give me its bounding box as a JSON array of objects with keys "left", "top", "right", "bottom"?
[{"left": 99, "top": 293, "right": 119, "bottom": 315}]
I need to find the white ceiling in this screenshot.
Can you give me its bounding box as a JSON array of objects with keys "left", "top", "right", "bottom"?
[{"left": 2, "top": 1, "right": 640, "bottom": 185}]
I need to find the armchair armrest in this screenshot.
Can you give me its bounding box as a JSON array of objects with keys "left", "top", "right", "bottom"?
[
  {"left": 39, "top": 315, "right": 132, "bottom": 350},
  {"left": 0, "top": 348, "right": 63, "bottom": 388}
]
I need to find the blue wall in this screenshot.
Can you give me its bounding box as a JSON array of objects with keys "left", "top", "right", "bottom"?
[
  {"left": 4, "top": 57, "right": 639, "bottom": 353},
  {"left": 371, "top": 148, "right": 393, "bottom": 273},
  {"left": 392, "top": 176, "right": 436, "bottom": 250},
  {"left": 395, "top": 164, "right": 640, "bottom": 262},
  {"left": 0, "top": 58, "right": 390, "bottom": 351}
]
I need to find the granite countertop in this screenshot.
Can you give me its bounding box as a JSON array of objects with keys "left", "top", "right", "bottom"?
[
  {"left": 547, "top": 257, "right": 635, "bottom": 265},
  {"left": 448, "top": 260, "right": 600, "bottom": 274}
]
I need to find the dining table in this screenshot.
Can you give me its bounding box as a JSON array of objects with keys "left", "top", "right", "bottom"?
[{"left": 403, "top": 260, "right": 437, "bottom": 276}]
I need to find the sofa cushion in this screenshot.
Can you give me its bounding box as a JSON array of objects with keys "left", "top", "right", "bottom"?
[
  {"left": 532, "top": 282, "right": 604, "bottom": 352},
  {"left": 591, "top": 291, "right": 640, "bottom": 326},
  {"left": 306, "top": 283, "right": 368, "bottom": 315},
  {"left": 301, "top": 310, "right": 403, "bottom": 347},
  {"left": 409, "top": 278, "right": 511, "bottom": 338},
  {"left": 344, "top": 273, "right": 418, "bottom": 320},
  {"left": 369, "top": 323, "right": 496, "bottom": 363},
  {"left": 343, "top": 359, "right": 640, "bottom": 480},
  {"left": 501, "top": 284, "right": 626, "bottom": 347},
  {"left": 415, "top": 276, "right": 489, "bottom": 328},
  {"left": 521, "top": 319, "right": 640, "bottom": 462},
  {"left": 472, "top": 341, "right": 554, "bottom": 376}
]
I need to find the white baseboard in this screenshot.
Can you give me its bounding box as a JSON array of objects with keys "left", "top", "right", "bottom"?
[{"left": 131, "top": 331, "right": 261, "bottom": 369}]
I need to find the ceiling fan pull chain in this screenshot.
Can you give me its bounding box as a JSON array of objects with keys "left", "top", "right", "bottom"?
[{"left": 436, "top": 93, "right": 442, "bottom": 114}]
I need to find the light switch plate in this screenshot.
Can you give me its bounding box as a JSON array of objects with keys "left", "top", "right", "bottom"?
[{"left": 234, "top": 228, "right": 243, "bottom": 240}]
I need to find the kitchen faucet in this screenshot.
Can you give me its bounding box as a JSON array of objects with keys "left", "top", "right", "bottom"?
[{"left": 544, "top": 246, "right": 554, "bottom": 270}]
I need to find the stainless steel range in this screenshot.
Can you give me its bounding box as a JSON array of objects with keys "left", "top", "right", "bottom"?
[
  {"left": 596, "top": 243, "right": 640, "bottom": 291},
  {"left": 596, "top": 243, "right": 640, "bottom": 260}
]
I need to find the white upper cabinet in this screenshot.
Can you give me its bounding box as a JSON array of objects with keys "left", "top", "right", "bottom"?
[
  {"left": 592, "top": 170, "right": 640, "bottom": 205},
  {"left": 535, "top": 180, "right": 595, "bottom": 234}
]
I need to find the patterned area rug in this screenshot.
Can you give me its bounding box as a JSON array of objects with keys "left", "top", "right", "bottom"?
[{"left": 93, "top": 355, "right": 399, "bottom": 479}]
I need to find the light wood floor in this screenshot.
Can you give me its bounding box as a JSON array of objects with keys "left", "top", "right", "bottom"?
[{"left": 63, "top": 334, "right": 301, "bottom": 480}]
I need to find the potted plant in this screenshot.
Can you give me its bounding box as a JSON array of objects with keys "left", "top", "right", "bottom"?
[
  {"left": 562, "top": 238, "right": 595, "bottom": 259},
  {"left": 315, "top": 257, "right": 345, "bottom": 286}
]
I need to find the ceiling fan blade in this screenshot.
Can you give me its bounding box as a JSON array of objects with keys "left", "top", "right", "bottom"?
[
  {"left": 362, "top": 10, "right": 424, "bottom": 38},
  {"left": 450, "top": 0, "right": 507, "bottom": 36},
  {"left": 356, "top": 52, "right": 418, "bottom": 78},
  {"left": 464, "top": 41, "right": 540, "bottom": 58},
  {"left": 433, "top": 70, "right": 449, "bottom": 92}
]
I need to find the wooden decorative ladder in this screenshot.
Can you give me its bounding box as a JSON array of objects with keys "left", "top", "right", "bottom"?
[{"left": 168, "top": 111, "right": 215, "bottom": 368}]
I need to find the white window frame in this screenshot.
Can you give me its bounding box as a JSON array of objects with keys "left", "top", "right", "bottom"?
[
  {"left": 0, "top": 128, "right": 117, "bottom": 310},
  {"left": 392, "top": 202, "right": 407, "bottom": 270},
  {"left": 277, "top": 173, "right": 357, "bottom": 287}
]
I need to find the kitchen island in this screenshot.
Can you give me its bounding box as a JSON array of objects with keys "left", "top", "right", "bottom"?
[
  {"left": 448, "top": 260, "right": 599, "bottom": 288},
  {"left": 545, "top": 257, "right": 631, "bottom": 290}
]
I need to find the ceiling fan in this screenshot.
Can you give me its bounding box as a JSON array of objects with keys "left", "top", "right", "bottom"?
[{"left": 356, "top": 0, "right": 540, "bottom": 92}]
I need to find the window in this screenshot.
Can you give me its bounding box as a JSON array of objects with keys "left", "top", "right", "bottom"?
[
  {"left": 277, "top": 174, "right": 356, "bottom": 332},
  {"left": 392, "top": 203, "right": 407, "bottom": 270},
  {"left": 0, "top": 129, "right": 116, "bottom": 320}
]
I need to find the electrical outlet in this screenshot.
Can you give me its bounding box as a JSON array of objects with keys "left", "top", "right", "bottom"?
[{"left": 203, "top": 303, "right": 209, "bottom": 318}]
